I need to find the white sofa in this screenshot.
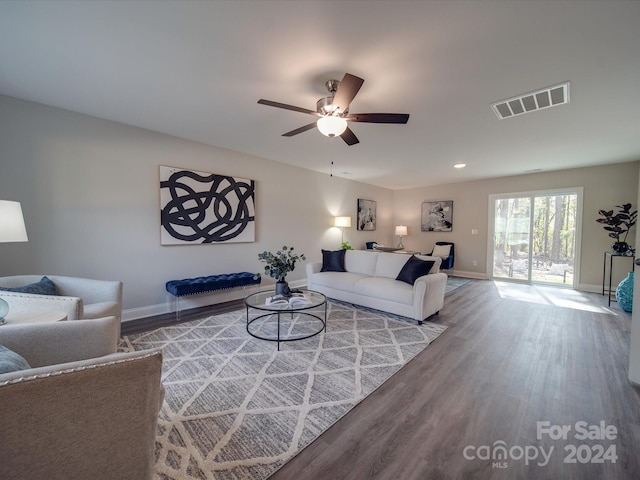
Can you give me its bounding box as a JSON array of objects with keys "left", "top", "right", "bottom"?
[
  {"left": 0, "top": 275, "right": 123, "bottom": 321},
  {"left": 306, "top": 250, "right": 447, "bottom": 324}
]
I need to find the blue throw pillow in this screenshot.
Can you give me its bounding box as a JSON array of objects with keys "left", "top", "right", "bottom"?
[
  {"left": 0, "top": 276, "right": 58, "bottom": 296},
  {"left": 396, "top": 256, "right": 435, "bottom": 285},
  {"left": 321, "top": 249, "right": 346, "bottom": 272},
  {"left": 0, "top": 344, "right": 31, "bottom": 374}
]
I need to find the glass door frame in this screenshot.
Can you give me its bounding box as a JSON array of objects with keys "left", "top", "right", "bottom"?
[{"left": 487, "top": 187, "right": 583, "bottom": 288}]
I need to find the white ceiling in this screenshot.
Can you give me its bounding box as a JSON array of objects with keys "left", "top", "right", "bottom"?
[{"left": 1, "top": 0, "right": 639, "bottom": 190}]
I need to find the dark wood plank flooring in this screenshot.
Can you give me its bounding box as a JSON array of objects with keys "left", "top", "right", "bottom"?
[{"left": 123, "top": 280, "right": 640, "bottom": 479}]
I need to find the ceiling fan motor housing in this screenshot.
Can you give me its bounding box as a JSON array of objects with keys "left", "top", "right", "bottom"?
[{"left": 317, "top": 96, "right": 347, "bottom": 116}]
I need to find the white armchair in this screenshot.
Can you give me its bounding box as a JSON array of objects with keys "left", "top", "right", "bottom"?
[
  {"left": 0, "top": 316, "right": 163, "bottom": 480},
  {"left": 0, "top": 274, "right": 123, "bottom": 321}
]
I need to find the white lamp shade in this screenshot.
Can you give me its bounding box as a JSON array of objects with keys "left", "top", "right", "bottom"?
[
  {"left": 317, "top": 116, "right": 348, "bottom": 137},
  {"left": 395, "top": 225, "right": 408, "bottom": 236},
  {"left": 334, "top": 216, "right": 352, "bottom": 228},
  {"left": 0, "top": 200, "right": 28, "bottom": 242}
]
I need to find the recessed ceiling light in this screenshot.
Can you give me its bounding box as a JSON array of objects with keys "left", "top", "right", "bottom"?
[{"left": 453, "top": 163, "right": 466, "bottom": 169}]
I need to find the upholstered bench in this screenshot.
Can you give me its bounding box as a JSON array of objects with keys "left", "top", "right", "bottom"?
[{"left": 166, "top": 272, "right": 261, "bottom": 319}]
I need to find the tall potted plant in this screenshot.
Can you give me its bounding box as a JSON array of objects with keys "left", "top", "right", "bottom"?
[
  {"left": 258, "top": 246, "right": 306, "bottom": 296},
  {"left": 596, "top": 203, "right": 637, "bottom": 253}
]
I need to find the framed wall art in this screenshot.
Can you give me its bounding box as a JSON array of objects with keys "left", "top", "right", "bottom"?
[
  {"left": 357, "top": 198, "right": 377, "bottom": 231},
  {"left": 421, "top": 200, "right": 453, "bottom": 232},
  {"left": 160, "top": 166, "right": 255, "bottom": 245}
]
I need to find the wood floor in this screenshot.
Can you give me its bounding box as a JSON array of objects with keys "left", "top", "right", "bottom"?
[
  {"left": 123, "top": 280, "right": 640, "bottom": 479},
  {"left": 268, "top": 280, "right": 640, "bottom": 480}
]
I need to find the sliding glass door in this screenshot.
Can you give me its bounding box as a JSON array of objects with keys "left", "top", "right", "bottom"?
[{"left": 489, "top": 189, "right": 582, "bottom": 287}]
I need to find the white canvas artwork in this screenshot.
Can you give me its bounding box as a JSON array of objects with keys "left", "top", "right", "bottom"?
[{"left": 160, "top": 166, "right": 255, "bottom": 245}]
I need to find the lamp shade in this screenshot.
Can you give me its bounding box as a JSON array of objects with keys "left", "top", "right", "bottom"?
[
  {"left": 317, "top": 116, "right": 348, "bottom": 137},
  {"left": 334, "top": 216, "right": 352, "bottom": 228},
  {"left": 395, "top": 225, "right": 408, "bottom": 236},
  {"left": 0, "top": 200, "right": 28, "bottom": 243}
]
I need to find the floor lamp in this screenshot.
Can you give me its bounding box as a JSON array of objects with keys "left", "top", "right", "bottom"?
[
  {"left": 0, "top": 200, "right": 29, "bottom": 324},
  {"left": 334, "top": 216, "right": 352, "bottom": 245}
]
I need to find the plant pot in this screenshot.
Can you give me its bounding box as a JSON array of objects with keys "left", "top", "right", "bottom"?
[
  {"left": 612, "top": 242, "right": 630, "bottom": 254},
  {"left": 275, "top": 280, "right": 291, "bottom": 297},
  {"left": 615, "top": 271, "right": 634, "bottom": 312}
]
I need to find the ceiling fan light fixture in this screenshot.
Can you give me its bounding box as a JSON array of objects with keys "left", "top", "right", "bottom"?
[{"left": 317, "top": 115, "right": 348, "bottom": 138}]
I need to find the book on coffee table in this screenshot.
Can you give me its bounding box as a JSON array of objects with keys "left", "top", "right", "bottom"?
[{"left": 265, "top": 293, "right": 311, "bottom": 307}]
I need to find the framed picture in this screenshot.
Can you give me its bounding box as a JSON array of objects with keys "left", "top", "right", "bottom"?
[
  {"left": 357, "top": 199, "right": 377, "bottom": 231},
  {"left": 421, "top": 201, "right": 453, "bottom": 232},
  {"left": 160, "top": 166, "right": 255, "bottom": 244}
]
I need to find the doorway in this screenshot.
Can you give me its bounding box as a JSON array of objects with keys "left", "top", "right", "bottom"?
[{"left": 489, "top": 188, "right": 583, "bottom": 287}]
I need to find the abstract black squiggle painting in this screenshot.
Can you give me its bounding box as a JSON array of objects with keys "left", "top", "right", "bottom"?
[{"left": 160, "top": 166, "right": 255, "bottom": 244}]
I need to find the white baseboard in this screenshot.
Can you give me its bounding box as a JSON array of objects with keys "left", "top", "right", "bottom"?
[
  {"left": 121, "top": 279, "right": 306, "bottom": 322},
  {"left": 450, "top": 270, "right": 487, "bottom": 280},
  {"left": 578, "top": 283, "right": 603, "bottom": 294}
]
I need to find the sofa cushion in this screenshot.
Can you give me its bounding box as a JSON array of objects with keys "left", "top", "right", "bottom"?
[
  {"left": 0, "top": 276, "right": 58, "bottom": 296},
  {"left": 396, "top": 256, "right": 436, "bottom": 285},
  {"left": 415, "top": 255, "right": 442, "bottom": 273},
  {"left": 321, "top": 249, "right": 346, "bottom": 272},
  {"left": 353, "top": 277, "right": 413, "bottom": 305},
  {"left": 374, "top": 252, "right": 414, "bottom": 279},
  {"left": 0, "top": 344, "right": 31, "bottom": 374},
  {"left": 344, "top": 250, "right": 378, "bottom": 276},
  {"left": 311, "top": 271, "right": 370, "bottom": 291}
]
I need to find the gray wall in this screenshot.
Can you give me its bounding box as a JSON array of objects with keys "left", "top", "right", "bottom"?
[
  {"left": 393, "top": 162, "right": 639, "bottom": 291},
  {"left": 2, "top": 94, "right": 639, "bottom": 320},
  {"left": 0, "top": 95, "right": 393, "bottom": 319}
]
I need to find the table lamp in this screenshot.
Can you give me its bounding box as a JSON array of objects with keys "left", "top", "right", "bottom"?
[
  {"left": 334, "top": 216, "right": 352, "bottom": 244},
  {"left": 395, "top": 225, "right": 407, "bottom": 249},
  {"left": 0, "top": 200, "right": 29, "bottom": 324}
]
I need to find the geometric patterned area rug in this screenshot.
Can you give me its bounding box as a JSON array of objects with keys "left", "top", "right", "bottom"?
[{"left": 119, "top": 300, "right": 447, "bottom": 480}]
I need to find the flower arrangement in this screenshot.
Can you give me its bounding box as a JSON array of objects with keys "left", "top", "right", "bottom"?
[
  {"left": 258, "top": 246, "right": 306, "bottom": 281},
  {"left": 596, "top": 203, "right": 637, "bottom": 245}
]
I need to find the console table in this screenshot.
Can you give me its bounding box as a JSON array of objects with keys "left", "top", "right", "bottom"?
[{"left": 602, "top": 251, "right": 635, "bottom": 306}]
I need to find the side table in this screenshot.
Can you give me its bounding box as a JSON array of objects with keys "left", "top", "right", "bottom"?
[{"left": 602, "top": 251, "right": 635, "bottom": 306}]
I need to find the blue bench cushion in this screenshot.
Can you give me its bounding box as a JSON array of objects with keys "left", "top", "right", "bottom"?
[{"left": 166, "top": 272, "right": 260, "bottom": 297}]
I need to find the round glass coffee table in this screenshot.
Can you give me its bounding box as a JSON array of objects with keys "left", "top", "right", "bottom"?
[{"left": 244, "top": 290, "right": 327, "bottom": 350}]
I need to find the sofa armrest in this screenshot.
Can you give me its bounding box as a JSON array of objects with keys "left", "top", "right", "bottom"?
[
  {"left": 306, "top": 262, "right": 322, "bottom": 287},
  {"left": 413, "top": 272, "right": 448, "bottom": 319},
  {"left": 0, "top": 316, "right": 119, "bottom": 368},
  {"left": 0, "top": 291, "right": 83, "bottom": 320}
]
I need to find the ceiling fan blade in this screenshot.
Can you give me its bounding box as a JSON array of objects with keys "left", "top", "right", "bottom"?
[
  {"left": 340, "top": 126, "right": 360, "bottom": 146},
  {"left": 282, "top": 122, "right": 317, "bottom": 137},
  {"left": 258, "top": 99, "right": 321, "bottom": 117},
  {"left": 346, "top": 113, "right": 410, "bottom": 124},
  {"left": 332, "top": 73, "right": 364, "bottom": 113}
]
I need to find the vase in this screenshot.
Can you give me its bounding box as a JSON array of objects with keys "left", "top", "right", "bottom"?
[
  {"left": 275, "top": 279, "right": 291, "bottom": 297},
  {"left": 615, "top": 271, "right": 634, "bottom": 312},
  {"left": 612, "top": 242, "right": 630, "bottom": 254}
]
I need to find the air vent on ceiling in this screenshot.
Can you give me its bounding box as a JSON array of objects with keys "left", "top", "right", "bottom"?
[{"left": 491, "top": 82, "right": 570, "bottom": 120}]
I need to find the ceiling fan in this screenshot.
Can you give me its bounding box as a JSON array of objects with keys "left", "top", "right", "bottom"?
[{"left": 257, "top": 73, "right": 410, "bottom": 146}]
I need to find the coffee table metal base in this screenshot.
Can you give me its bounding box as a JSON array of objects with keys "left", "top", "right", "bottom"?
[{"left": 245, "top": 304, "right": 327, "bottom": 350}]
